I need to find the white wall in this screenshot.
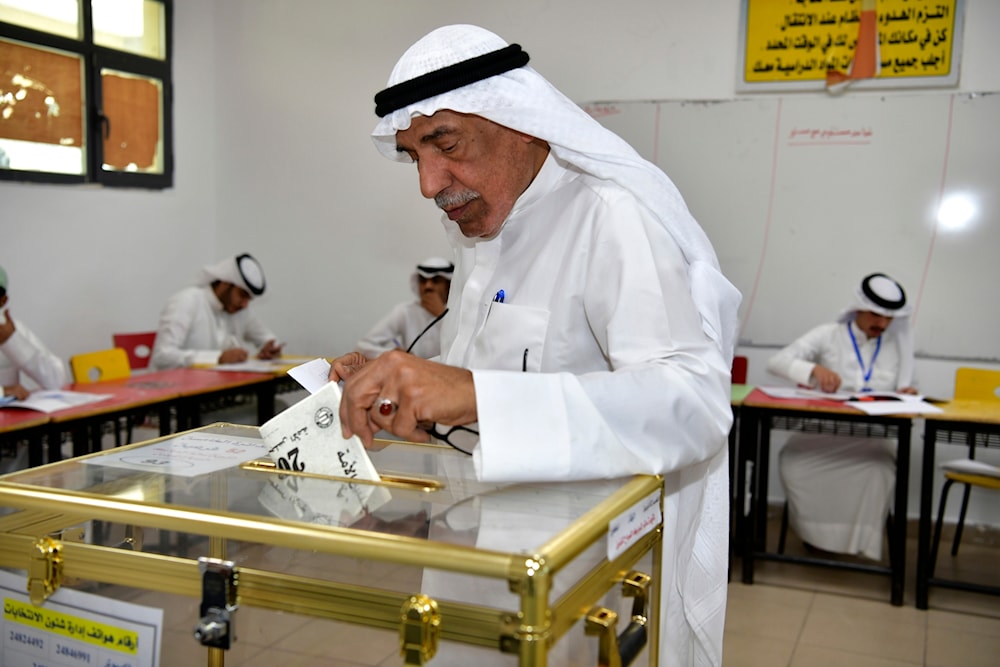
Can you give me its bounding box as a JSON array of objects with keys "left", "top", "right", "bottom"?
[
  {"left": 1, "top": 1, "right": 220, "bottom": 359},
  {"left": 3, "top": 0, "right": 999, "bottom": 521}
]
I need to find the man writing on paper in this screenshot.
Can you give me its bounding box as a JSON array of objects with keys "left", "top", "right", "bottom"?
[
  {"left": 355, "top": 257, "right": 453, "bottom": 359},
  {"left": 0, "top": 263, "right": 69, "bottom": 472},
  {"left": 328, "top": 25, "right": 741, "bottom": 666},
  {"left": 0, "top": 263, "right": 68, "bottom": 400},
  {"left": 766, "top": 272, "right": 916, "bottom": 560},
  {"left": 151, "top": 253, "right": 282, "bottom": 370}
]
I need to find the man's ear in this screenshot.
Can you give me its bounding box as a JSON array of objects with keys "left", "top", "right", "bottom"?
[{"left": 0, "top": 294, "right": 8, "bottom": 308}]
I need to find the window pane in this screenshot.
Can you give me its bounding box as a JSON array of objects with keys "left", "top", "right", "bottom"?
[
  {"left": 93, "top": 0, "right": 165, "bottom": 60},
  {"left": 0, "top": 38, "right": 85, "bottom": 174},
  {"left": 0, "top": 0, "right": 81, "bottom": 40},
  {"left": 100, "top": 68, "right": 162, "bottom": 173}
]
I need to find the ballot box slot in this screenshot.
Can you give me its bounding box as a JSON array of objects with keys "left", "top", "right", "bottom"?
[{"left": 240, "top": 457, "right": 444, "bottom": 492}]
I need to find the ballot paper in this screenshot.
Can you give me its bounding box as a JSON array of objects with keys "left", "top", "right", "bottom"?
[
  {"left": 286, "top": 357, "right": 333, "bottom": 394},
  {"left": 258, "top": 472, "right": 391, "bottom": 527},
  {"left": 259, "top": 380, "right": 381, "bottom": 482}
]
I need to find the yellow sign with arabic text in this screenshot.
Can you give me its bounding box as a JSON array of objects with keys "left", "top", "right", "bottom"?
[
  {"left": 4, "top": 597, "right": 139, "bottom": 654},
  {"left": 740, "top": 0, "right": 962, "bottom": 88}
]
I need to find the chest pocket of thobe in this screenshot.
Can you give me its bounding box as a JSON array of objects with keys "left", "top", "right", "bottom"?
[{"left": 471, "top": 303, "right": 548, "bottom": 373}]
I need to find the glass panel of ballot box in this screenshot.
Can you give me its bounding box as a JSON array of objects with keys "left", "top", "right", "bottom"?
[{"left": 0, "top": 424, "right": 663, "bottom": 667}]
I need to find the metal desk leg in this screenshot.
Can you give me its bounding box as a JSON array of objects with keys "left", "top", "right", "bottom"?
[
  {"left": 734, "top": 406, "right": 757, "bottom": 558},
  {"left": 742, "top": 409, "right": 768, "bottom": 585},
  {"left": 916, "top": 422, "right": 937, "bottom": 610},
  {"left": 889, "top": 419, "right": 911, "bottom": 606},
  {"left": 256, "top": 381, "right": 277, "bottom": 424},
  {"left": 45, "top": 425, "right": 62, "bottom": 464},
  {"left": 25, "top": 429, "right": 44, "bottom": 467},
  {"left": 158, "top": 403, "right": 173, "bottom": 437}
]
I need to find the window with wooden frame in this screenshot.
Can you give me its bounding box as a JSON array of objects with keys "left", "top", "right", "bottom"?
[{"left": 0, "top": 0, "right": 173, "bottom": 188}]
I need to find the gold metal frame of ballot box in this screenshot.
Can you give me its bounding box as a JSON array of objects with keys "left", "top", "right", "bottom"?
[{"left": 0, "top": 424, "right": 664, "bottom": 667}]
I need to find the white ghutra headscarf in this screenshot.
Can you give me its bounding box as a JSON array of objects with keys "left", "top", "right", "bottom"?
[
  {"left": 837, "top": 272, "right": 915, "bottom": 387},
  {"left": 372, "top": 24, "right": 742, "bottom": 364}
]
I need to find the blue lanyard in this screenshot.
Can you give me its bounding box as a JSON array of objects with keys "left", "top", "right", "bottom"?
[{"left": 847, "top": 322, "right": 881, "bottom": 391}]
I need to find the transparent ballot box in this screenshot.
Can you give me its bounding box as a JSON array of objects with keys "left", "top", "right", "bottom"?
[{"left": 0, "top": 424, "right": 663, "bottom": 667}]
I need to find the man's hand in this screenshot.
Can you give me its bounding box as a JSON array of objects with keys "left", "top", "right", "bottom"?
[
  {"left": 257, "top": 339, "right": 284, "bottom": 360},
  {"left": 328, "top": 351, "right": 369, "bottom": 383},
  {"left": 3, "top": 384, "right": 29, "bottom": 401},
  {"left": 218, "top": 347, "right": 249, "bottom": 364},
  {"left": 0, "top": 309, "right": 16, "bottom": 345},
  {"left": 420, "top": 290, "right": 447, "bottom": 317},
  {"left": 897, "top": 386, "right": 919, "bottom": 395},
  {"left": 338, "top": 350, "right": 477, "bottom": 447},
  {"left": 810, "top": 365, "right": 842, "bottom": 393}
]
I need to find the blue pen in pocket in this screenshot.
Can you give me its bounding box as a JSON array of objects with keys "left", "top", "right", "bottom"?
[{"left": 493, "top": 289, "right": 505, "bottom": 303}]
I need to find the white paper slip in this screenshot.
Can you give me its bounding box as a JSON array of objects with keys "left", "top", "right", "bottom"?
[
  {"left": 608, "top": 488, "right": 662, "bottom": 561},
  {"left": 757, "top": 386, "right": 853, "bottom": 401},
  {"left": 82, "top": 432, "right": 270, "bottom": 477},
  {"left": 258, "top": 473, "right": 391, "bottom": 527},
  {"left": 5, "top": 389, "right": 112, "bottom": 413},
  {"left": 210, "top": 358, "right": 289, "bottom": 372},
  {"left": 847, "top": 400, "right": 943, "bottom": 416},
  {"left": 259, "top": 381, "right": 380, "bottom": 481},
  {"left": 287, "top": 357, "right": 333, "bottom": 394}
]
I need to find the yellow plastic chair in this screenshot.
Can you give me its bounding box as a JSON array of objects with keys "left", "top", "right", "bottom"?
[
  {"left": 68, "top": 348, "right": 133, "bottom": 450},
  {"left": 70, "top": 348, "right": 132, "bottom": 384},
  {"left": 929, "top": 367, "right": 1000, "bottom": 575}
]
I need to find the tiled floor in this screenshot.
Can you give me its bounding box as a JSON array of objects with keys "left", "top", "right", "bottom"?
[
  {"left": 725, "top": 510, "right": 1000, "bottom": 667},
  {"left": 71, "top": 492, "right": 1000, "bottom": 666},
  {"left": 135, "top": 514, "right": 998, "bottom": 666}
]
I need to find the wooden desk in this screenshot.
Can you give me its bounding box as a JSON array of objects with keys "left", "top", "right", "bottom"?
[
  {"left": 0, "top": 410, "right": 51, "bottom": 468},
  {"left": 729, "top": 384, "right": 754, "bottom": 578},
  {"left": 915, "top": 400, "right": 1000, "bottom": 609},
  {"left": 736, "top": 388, "right": 913, "bottom": 606},
  {"left": 37, "top": 369, "right": 279, "bottom": 464},
  {"left": 51, "top": 377, "right": 184, "bottom": 460},
  {"left": 153, "top": 368, "right": 278, "bottom": 431}
]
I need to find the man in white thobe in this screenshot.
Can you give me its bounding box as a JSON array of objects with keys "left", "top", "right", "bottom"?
[
  {"left": 330, "top": 25, "right": 742, "bottom": 666},
  {"left": 0, "top": 263, "right": 69, "bottom": 472},
  {"left": 766, "top": 272, "right": 916, "bottom": 560},
  {"left": 356, "top": 257, "right": 453, "bottom": 359},
  {"left": 151, "top": 253, "right": 282, "bottom": 370},
  {"left": 0, "top": 263, "right": 68, "bottom": 398}
]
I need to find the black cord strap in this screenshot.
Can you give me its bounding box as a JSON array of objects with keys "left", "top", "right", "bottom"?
[
  {"left": 374, "top": 44, "right": 530, "bottom": 118},
  {"left": 405, "top": 308, "right": 448, "bottom": 354}
]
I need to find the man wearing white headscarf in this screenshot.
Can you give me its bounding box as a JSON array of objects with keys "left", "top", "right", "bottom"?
[
  {"left": 767, "top": 272, "right": 916, "bottom": 560},
  {"left": 330, "top": 25, "right": 741, "bottom": 666},
  {"left": 356, "top": 257, "right": 453, "bottom": 359},
  {"left": 0, "top": 263, "right": 68, "bottom": 399},
  {"left": 151, "top": 253, "right": 282, "bottom": 369}
]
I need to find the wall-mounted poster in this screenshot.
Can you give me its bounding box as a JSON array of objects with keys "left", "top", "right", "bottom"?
[{"left": 737, "top": 0, "right": 964, "bottom": 92}]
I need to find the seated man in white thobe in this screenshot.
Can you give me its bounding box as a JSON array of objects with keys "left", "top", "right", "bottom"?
[
  {"left": 766, "top": 272, "right": 916, "bottom": 560},
  {"left": 0, "top": 263, "right": 68, "bottom": 400},
  {"left": 0, "top": 263, "right": 69, "bottom": 471},
  {"left": 328, "top": 25, "right": 742, "bottom": 667},
  {"left": 151, "top": 253, "right": 282, "bottom": 370},
  {"left": 356, "top": 257, "right": 452, "bottom": 359}
]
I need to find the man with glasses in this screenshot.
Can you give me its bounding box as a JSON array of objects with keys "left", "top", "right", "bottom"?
[
  {"left": 355, "top": 257, "right": 453, "bottom": 360},
  {"left": 329, "top": 25, "right": 740, "bottom": 666}
]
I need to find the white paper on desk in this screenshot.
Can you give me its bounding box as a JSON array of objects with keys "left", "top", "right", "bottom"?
[
  {"left": 846, "top": 398, "right": 943, "bottom": 415},
  {"left": 5, "top": 389, "right": 111, "bottom": 413},
  {"left": 211, "top": 358, "right": 290, "bottom": 372},
  {"left": 757, "top": 386, "right": 853, "bottom": 401},
  {"left": 259, "top": 381, "right": 381, "bottom": 481},
  {"left": 287, "top": 357, "right": 332, "bottom": 394}
]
